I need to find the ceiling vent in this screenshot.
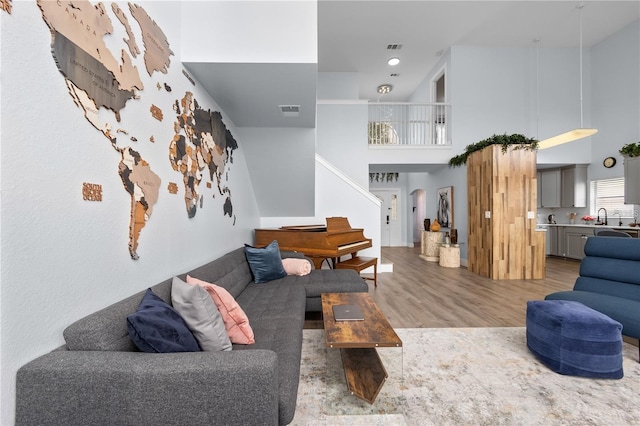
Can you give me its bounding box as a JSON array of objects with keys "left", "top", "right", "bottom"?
[
  {"left": 279, "top": 105, "right": 300, "bottom": 117},
  {"left": 387, "top": 43, "right": 403, "bottom": 50}
]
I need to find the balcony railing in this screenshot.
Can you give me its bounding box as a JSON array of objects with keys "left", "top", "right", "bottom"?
[{"left": 368, "top": 102, "right": 451, "bottom": 146}]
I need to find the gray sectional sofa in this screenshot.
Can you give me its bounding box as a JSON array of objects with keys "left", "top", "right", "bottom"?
[{"left": 16, "top": 247, "right": 369, "bottom": 426}]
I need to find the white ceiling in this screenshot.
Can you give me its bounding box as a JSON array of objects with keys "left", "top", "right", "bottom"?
[{"left": 186, "top": 1, "right": 640, "bottom": 128}]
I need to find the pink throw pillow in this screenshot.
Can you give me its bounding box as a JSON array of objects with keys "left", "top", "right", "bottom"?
[
  {"left": 282, "top": 258, "right": 311, "bottom": 276},
  {"left": 186, "top": 275, "right": 255, "bottom": 345}
]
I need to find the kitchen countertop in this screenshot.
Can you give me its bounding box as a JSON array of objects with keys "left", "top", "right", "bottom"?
[{"left": 537, "top": 223, "right": 639, "bottom": 230}]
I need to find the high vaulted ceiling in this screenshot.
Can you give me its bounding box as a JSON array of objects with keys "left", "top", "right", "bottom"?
[
  {"left": 319, "top": 1, "right": 640, "bottom": 102},
  {"left": 187, "top": 1, "right": 640, "bottom": 128}
]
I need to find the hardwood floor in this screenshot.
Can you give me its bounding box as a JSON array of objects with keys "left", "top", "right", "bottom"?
[
  {"left": 365, "top": 246, "right": 579, "bottom": 329},
  {"left": 307, "top": 244, "right": 639, "bottom": 346}
]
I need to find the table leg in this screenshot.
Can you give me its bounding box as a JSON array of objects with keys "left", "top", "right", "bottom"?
[{"left": 340, "top": 347, "right": 388, "bottom": 404}]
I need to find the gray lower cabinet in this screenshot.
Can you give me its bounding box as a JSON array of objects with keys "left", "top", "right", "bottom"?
[
  {"left": 563, "top": 227, "right": 594, "bottom": 260},
  {"left": 547, "top": 227, "right": 559, "bottom": 256}
]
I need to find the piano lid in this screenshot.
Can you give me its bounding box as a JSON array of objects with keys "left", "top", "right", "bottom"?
[{"left": 279, "top": 217, "right": 358, "bottom": 233}]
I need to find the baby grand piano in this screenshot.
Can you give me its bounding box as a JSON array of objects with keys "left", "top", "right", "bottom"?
[{"left": 254, "top": 217, "right": 372, "bottom": 269}]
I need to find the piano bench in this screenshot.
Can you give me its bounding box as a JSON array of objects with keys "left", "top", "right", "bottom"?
[{"left": 335, "top": 256, "right": 377, "bottom": 287}]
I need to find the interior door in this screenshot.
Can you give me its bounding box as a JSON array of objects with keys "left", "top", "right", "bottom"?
[{"left": 372, "top": 189, "right": 401, "bottom": 247}]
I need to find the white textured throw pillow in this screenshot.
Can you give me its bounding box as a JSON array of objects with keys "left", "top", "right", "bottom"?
[{"left": 171, "top": 276, "right": 232, "bottom": 351}]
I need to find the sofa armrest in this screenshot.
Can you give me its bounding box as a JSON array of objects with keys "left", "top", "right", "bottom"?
[{"left": 16, "top": 349, "right": 279, "bottom": 426}]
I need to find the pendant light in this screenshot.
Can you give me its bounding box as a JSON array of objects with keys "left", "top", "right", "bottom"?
[{"left": 538, "top": 4, "right": 597, "bottom": 149}]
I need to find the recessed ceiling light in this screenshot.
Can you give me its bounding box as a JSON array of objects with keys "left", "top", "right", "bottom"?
[
  {"left": 387, "top": 57, "right": 400, "bottom": 66},
  {"left": 377, "top": 84, "right": 393, "bottom": 94}
]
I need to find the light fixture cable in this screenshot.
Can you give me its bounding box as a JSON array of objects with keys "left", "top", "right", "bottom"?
[
  {"left": 538, "top": 2, "right": 597, "bottom": 149},
  {"left": 579, "top": 3, "right": 584, "bottom": 128},
  {"left": 535, "top": 38, "right": 540, "bottom": 140}
]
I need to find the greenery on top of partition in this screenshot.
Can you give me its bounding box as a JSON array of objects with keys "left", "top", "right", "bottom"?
[
  {"left": 448, "top": 133, "right": 538, "bottom": 168},
  {"left": 619, "top": 142, "right": 640, "bottom": 157}
]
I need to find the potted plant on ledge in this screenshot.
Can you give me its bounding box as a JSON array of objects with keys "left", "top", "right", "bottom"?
[
  {"left": 448, "top": 133, "right": 538, "bottom": 168},
  {"left": 619, "top": 142, "right": 640, "bottom": 158}
]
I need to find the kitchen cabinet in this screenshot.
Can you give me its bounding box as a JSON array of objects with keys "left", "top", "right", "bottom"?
[
  {"left": 547, "top": 226, "right": 559, "bottom": 256},
  {"left": 539, "top": 169, "right": 561, "bottom": 208},
  {"left": 624, "top": 156, "right": 640, "bottom": 204},
  {"left": 561, "top": 165, "right": 587, "bottom": 208},
  {"left": 563, "top": 227, "right": 594, "bottom": 260},
  {"left": 544, "top": 229, "right": 550, "bottom": 255}
]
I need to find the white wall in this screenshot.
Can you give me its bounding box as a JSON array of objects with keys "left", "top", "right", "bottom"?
[
  {"left": 259, "top": 155, "right": 381, "bottom": 269},
  {"left": 1, "top": 3, "right": 260, "bottom": 423},
  {"left": 238, "top": 127, "right": 316, "bottom": 217},
  {"left": 316, "top": 102, "right": 370, "bottom": 188},
  {"left": 318, "top": 72, "right": 360, "bottom": 99},
  {"left": 315, "top": 157, "right": 381, "bottom": 263},
  {"left": 180, "top": 0, "right": 317, "bottom": 64},
  {"left": 590, "top": 20, "right": 640, "bottom": 182}
]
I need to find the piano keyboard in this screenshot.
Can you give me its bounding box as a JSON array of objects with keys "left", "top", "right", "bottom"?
[{"left": 338, "top": 241, "right": 371, "bottom": 252}]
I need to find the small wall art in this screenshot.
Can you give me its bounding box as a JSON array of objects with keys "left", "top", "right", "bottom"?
[
  {"left": 436, "top": 186, "right": 453, "bottom": 229},
  {"left": 82, "top": 182, "right": 103, "bottom": 201}
]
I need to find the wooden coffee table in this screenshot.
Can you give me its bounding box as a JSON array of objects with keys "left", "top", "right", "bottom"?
[{"left": 321, "top": 292, "right": 402, "bottom": 404}]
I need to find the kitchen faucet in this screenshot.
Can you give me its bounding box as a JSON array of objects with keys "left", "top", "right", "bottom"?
[
  {"left": 597, "top": 208, "right": 608, "bottom": 225},
  {"left": 614, "top": 212, "right": 622, "bottom": 226}
]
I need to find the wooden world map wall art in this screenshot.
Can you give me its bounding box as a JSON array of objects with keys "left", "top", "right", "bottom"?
[
  {"left": 37, "top": 0, "right": 239, "bottom": 260},
  {"left": 169, "top": 92, "right": 238, "bottom": 220},
  {"left": 82, "top": 183, "right": 102, "bottom": 201},
  {"left": 1, "top": 0, "right": 12, "bottom": 14},
  {"left": 111, "top": 3, "right": 140, "bottom": 59},
  {"left": 150, "top": 104, "right": 163, "bottom": 121}
]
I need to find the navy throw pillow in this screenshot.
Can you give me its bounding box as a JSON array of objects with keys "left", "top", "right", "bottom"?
[
  {"left": 127, "top": 289, "right": 201, "bottom": 353},
  {"left": 244, "top": 240, "right": 287, "bottom": 283}
]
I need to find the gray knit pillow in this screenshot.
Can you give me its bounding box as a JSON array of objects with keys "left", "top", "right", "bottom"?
[{"left": 171, "top": 276, "right": 231, "bottom": 351}]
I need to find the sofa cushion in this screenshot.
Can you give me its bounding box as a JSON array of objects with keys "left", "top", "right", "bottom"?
[
  {"left": 63, "top": 278, "right": 173, "bottom": 351},
  {"left": 232, "top": 317, "right": 304, "bottom": 425},
  {"left": 171, "top": 276, "right": 231, "bottom": 351},
  {"left": 186, "top": 275, "right": 255, "bottom": 344},
  {"left": 185, "top": 248, "right": 253, "bottom": 299},
  {"left": 245, "top": 240, "right": 287, "bottom": 283},
  {"left": 580, "top": 256, "right": 640, "bottom": 286},
  {"left": 127, "top": 289, "right": 201, "bottom": 353},
  {"left": 545, "top": 290, "right": 640, "bottom": 338},
  {"left": 236, "top": 278, "right": 307, "bottom": 323}
]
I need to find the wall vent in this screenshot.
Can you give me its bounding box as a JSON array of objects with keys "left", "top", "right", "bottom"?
[
  {"left": 387, "top": 43, "right": 403, "bottom": 50},
  {"left": 279, "top": 105, "right": 300, "bottom": 117}
]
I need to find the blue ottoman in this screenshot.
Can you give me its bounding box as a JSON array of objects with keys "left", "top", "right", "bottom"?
[{"left": 526, "top": 300, "right": 623, "bottom": 379}]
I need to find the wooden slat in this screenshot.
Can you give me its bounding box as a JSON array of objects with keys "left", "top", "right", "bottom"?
[{"left": 467, "top": 145, "right": 544, "bottom": 279}]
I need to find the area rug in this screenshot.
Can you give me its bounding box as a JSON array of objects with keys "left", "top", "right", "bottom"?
[{"left": 291, "top": 327, "right": 640, "bottom": 425}]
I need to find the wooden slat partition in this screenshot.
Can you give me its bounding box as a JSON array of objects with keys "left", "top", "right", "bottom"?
[{"left": 467, "top": 145, "right": 545, "bottom": 279}]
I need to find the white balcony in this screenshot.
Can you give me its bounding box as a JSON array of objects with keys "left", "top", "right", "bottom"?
[{"left": 368, "top": 103, "right": 451, "bottom": 146}]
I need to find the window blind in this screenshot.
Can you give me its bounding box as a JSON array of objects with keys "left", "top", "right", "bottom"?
[{"left": 590, "top": 177, "right": 634, "bottom": 218}]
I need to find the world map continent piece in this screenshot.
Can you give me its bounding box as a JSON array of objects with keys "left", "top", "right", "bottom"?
[
  {"left": 118, "top": 147, "right": 161, "bottom": 260},
  {"left": 169, "top": 92, "right": 238, "bottom": 220}
]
